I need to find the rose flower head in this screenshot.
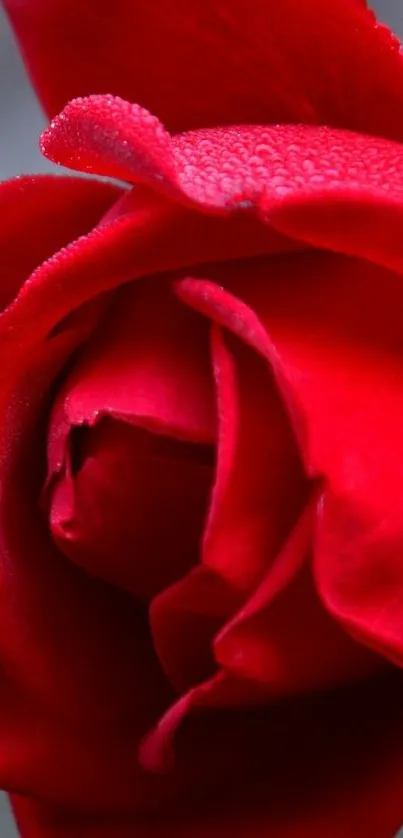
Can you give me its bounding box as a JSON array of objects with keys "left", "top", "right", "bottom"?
[{"left": 1, "top": 1, "right": 403, "bottom": 836}]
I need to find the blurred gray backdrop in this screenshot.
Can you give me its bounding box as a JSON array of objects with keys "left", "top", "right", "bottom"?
[{"left": 0, "top": 1, "right": 403, "bottom": 835}]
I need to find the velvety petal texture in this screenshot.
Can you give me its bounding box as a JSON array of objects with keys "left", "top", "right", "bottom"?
[
  {"left": 41, "top": 96, "right": 403, "bottom": 226},
  {"left": 5, "top": 0, "right": 403, "bottom": 141},
  {"left": 0, "top": 174, "right": 120, "bottom": 311}
]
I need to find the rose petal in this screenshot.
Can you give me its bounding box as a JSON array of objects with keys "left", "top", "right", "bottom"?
[
  {"left": 49, "top": 419, "right": 213, "bottom": 600},
  {"left": 150, "top": 568, "right": 241, "bottom": 693},
  {"left": 5, "top": 0, "right": 403, "bottom": 140},
  {"left": 0, "top": 184, "right": 201, "bottom": 815},
  {"left": 149, "top": 322, "right": 306, "bottom": 690},
  {"left": 0, "top": 174, "right": 119, "bottom": 312},
  {"left": 0, "top": 186, "right": 293, "bottom": 354},
  {"left": 0, "top": 202, "right": 222, "bottom": 818},
  {"left": 2, "top": 250, "right": 403, "bottom": 836},
  {"left": 144, "top": 303, "right": 378, "bottom": 771},
  {"left": 44, "top": 276, "right": 215, "bottom": 596},
  {"left": 47, "top": 278, "right": 215, "bottom": 450},
  {"left": 0, "top": 600, "right": 175, "bottom": 812},
  {"left": 0, "top": 187, "right": 292, "bottom": 813},
  {"left": 41, "top": 97, "right": 177, "bottom": 188},
  {"left": 0, "top": 303, "right": 289, "bottom": 823},
  {"left": 178, "top": 250, "right": 403, "bottom": 665},
  {"left": 215, "top": 499, "right": 382, "bottom": 695},
  {"left": 204, "top": 326, "right": 307, "bottom": 590},
  {"left": 145, "top": 496, "right": 381, "bottom": 770},
  {"left": 41, "top": 105, "right": 403, "bottom": 247},
  {"left": 138, "top": 672, "right": 403, "bottom": 838},
  {"left": 0, "top": 322, "right": 175, "bottom": 813}
]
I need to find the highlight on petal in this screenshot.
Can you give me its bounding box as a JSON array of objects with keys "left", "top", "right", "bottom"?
[
  {"left": 41, "top": 96, "right": 176, "bottom": 186},
  {"left": 41, "top": 102, "right": 403, "bottom": 229}
]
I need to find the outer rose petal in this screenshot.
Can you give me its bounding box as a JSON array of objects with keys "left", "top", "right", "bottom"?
[
  {"left": 5, "top": 0, "right": 403, "bottom": 141},
  {"left": 11, "top": 672, "right": 403, "bottom": 838},
  {"left": 0, "top": 190, "right": 180, "bottom": 813},
  {"left": 0, "top": 186, "right": 291, "bottom": 353},
  {"left": 0, "top": 174, "right": 120, "bottom": 311},
  {"left": 41, "top": 100, "right": 403, "bottom": 258}
]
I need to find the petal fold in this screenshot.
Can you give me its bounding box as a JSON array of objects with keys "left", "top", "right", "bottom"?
[
  {"left": 42, "top": 107, "right": 403, "bottom": 273},
  {"left": 46, "top": 278, "right": 214, "bottom": 597},
  {"left": 179, "top": 251, "right": 403, "bottom": 665}
]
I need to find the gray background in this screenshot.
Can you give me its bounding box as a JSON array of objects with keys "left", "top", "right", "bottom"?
[{"left": 0, "top": 0, "right": 402, "bottom": 835}]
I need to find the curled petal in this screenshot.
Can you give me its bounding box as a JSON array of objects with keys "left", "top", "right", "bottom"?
[
  {"left": 46, "top": 279, "right": 214, "bottom": 598},
  {"left": 149, "top": 322, "right": 306, "bottom": 691},
  {"left": 42, "top": 101, "right": 403, "bottom": 258},
  {"left": 178, "top": 251, "right": 403, "bottom": 666}
]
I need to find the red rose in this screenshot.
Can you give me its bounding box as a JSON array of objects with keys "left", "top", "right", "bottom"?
[{"left": 2, "top": 1, "right": 403, "bottom": 836}]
